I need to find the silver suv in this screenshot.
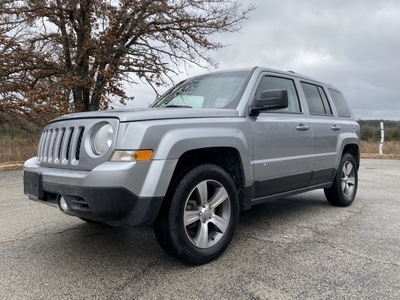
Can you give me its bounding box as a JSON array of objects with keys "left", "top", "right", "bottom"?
[{"left": 23, "top": 67, "right": 360, "bottom": 264}]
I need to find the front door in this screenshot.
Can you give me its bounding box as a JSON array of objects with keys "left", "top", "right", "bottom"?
[{"left": 250, "top": 75, "right": 313, "bottom": 198}]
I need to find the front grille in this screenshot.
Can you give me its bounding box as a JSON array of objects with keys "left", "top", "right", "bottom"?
[
  {"left": 36, "top": 118, "right": 118, "bottom": 170},
  {"left": 38, "top": 126, "right": 85, "bottom": 166}
]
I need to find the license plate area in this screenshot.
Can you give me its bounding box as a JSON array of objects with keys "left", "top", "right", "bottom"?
[{"left": 24, "top": 171, "right": 43, "bottom": 199}]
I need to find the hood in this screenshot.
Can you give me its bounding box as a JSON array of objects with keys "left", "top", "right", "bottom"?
[{"left": 50, "top": 108, "right": 239, "bottom": 123}]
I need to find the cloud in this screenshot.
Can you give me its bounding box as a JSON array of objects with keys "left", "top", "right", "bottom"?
[{"left": 125, "top": 0, "right": 400, "bottom": 120}]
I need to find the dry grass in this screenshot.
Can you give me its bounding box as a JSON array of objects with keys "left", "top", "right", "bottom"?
[
  {"left": 361, "top": 140, "right": 400, "bottom": 155},
  {"left": 0, "top": 138, "right": 39, "bottom": 164}
]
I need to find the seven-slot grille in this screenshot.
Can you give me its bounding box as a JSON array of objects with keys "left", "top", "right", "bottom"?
[{"left": 38, "top": 126, "right": 85, "bottom": 166}]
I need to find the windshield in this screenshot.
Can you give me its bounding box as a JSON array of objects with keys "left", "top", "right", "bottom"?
[{"left": 150, "top": 70, "right": 251, "bottom": 109}]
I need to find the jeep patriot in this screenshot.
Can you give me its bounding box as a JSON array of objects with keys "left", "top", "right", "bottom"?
[{"left": 23, "top": 67, "right": 360, "bottom": 264}]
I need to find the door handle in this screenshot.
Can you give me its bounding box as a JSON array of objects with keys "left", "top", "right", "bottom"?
[
  {"left": 296, "top": 124, "right": 310, "bottom": 131},
  {"left": 331, "top": 125, "right": 341, "bottom": 131}
]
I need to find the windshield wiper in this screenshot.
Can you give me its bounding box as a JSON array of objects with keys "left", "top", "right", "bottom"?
[{"left": 165, "top": 105, "right": 193, "bottom": 108}]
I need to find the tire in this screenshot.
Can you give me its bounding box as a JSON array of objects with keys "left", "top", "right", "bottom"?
[
  {"left": 154, "top": 164, "right": 239, "bottom": 265},
  {"left": 324, "top": 153, "right": 358, "bottom": 206}
]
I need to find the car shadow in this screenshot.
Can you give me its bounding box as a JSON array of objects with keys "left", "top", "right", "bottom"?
[{"left": 29, "top": 190, "right": 332, "bottom": 270}]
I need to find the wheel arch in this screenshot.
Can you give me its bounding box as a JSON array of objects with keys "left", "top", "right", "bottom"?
[
  {"left": 335, "top": 132, "right": 360, "bottom": 170},
  {"left": 166, "top": 147, "right": 248, "bottom": 211},
  {"left": 342, "top": 143, "right": 360, "bottom": 170}
]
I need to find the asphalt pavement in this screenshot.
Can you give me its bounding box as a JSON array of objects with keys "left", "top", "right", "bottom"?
[{"left": 0, "top": 159, "right": 399, "bottom": 299}]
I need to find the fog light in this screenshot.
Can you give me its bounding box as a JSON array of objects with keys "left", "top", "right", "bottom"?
[{"left": 58, "top": 196, "right": 68, "bottom": 212}]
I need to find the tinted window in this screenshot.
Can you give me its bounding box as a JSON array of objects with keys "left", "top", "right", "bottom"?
[
  {"left": 318, "top": 87, "right": 333, "bottom": 115},
  {"left": 328, "top": 89, "right": 352, "bottom": 118},
  {"left": 255, "top": 76, "right": 301, "bottom": 113},
  {"left": 301, "top": 82, "right": 332, "bottom": 115}
]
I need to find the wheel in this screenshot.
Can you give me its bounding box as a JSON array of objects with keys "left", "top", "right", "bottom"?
[
  {"left": 154, "top": 164, "right": 239, "bottom": 265},
  {"left": 324, "top": 153, "right": 358, "bottom": 206}
]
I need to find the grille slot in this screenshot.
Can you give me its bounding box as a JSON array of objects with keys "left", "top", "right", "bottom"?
[
  {"left": 65, "top": 127, "right": 74, "bottom": 161},
  {"left": 38, "top": 125, "right": 85, "bottom": 166},
  {"left": 76, "top": 128, "right": 85, "bottom": 160}
]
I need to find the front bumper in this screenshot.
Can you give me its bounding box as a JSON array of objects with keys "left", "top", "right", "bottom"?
[
  {"left": 23, "top": 157, "right": 177, "bottom": 226},
  {"left": 33, "top": 182, "right": 162, "bottom": 226}
]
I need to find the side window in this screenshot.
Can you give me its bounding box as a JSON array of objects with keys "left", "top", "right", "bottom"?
[
  {"left": 328, "top": 89, "right": 352, "bottom": 118},
  {"left": 255, "top": 76, "right": 301, "bottom": 113},
  {"left": 301, "top": 82, "right": 332, "bottom": 115}
]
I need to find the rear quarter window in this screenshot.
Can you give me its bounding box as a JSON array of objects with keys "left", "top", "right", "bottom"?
[
  {"left": 300, "top": 82, "right": 332, "bottom": 115},
  {"left": 328, "top": 89, "right": 352, "bottom": 118}
]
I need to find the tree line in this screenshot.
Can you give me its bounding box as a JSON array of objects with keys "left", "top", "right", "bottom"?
[{"left": 358, "top": 120, "right": 400, "bottom": 142}]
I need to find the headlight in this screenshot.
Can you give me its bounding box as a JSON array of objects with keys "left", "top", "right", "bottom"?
[{"left": 92, "top": 123, "right": 114, "bottom": 155}]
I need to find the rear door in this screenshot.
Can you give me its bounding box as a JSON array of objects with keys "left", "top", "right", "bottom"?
[
  {"left": 250, "top": 74, "right": 313, "bottom": 198},
  {"left": 299, "top": 82, "right": 338, "bottom": 185}
]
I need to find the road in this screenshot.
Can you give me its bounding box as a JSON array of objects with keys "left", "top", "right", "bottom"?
[{"left": 1, "top": 159, "right": 399, "bottom": 299}]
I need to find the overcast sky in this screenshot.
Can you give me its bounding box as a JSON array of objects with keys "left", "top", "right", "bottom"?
[{"left": 123, "top": 0, "right": 400, "bottom": 120}]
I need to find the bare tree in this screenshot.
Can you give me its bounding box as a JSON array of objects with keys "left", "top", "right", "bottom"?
[{"left": 0, "top": 0, "right": 254, "bottom": 126}]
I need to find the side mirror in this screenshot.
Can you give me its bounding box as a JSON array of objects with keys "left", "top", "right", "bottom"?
[{"left": 250, "top": 89, "right": 289, "bottom": 116}]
